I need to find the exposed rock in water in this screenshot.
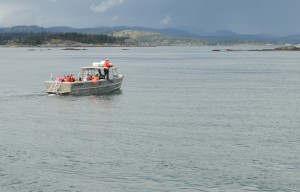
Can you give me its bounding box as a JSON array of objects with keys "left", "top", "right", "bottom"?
[
  {"left": 62, "top": 48, "right": 87, "bottom": 51},
  {"left": 213, "top": 45, "right": 300, "bottom": 52},
  {"left": 275, "top": 45, "right": 300, "bottom": 51}
]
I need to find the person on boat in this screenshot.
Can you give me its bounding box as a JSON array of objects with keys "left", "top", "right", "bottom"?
[
  {"left": 104, "top": 58, "right": 110, "bottom": 80},
  {"left": 65, "top": 75, "right": 70, "bottom": 82},
  {"left": 70, "top": 74, "right": 76, "bottom": 82},
  {"left": 104, "top": 58, "right": 110, "bottom": 67},
  {"left": 86, "top": 73, "right": 92, "bottom": 81},
  {"left": 56, "top": 75, "right": 63, "bottom": 82},
  {"left": 92, "top": 74, "right": 99, "bottom": 83}
]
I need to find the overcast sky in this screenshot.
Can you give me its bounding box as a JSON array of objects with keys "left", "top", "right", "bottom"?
[{"left": 0, "top": 0, "right": 299, "bottom": 35}]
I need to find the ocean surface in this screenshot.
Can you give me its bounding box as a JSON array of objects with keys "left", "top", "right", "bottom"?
[{"left": 0, "top": 46, "right": 299, "bottom": 192}]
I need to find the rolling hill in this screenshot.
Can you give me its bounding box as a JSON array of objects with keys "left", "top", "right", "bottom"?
[{"left": 1, "top": 25, "right": 300, "bottom": 46}]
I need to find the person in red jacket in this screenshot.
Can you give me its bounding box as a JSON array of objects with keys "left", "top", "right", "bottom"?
[
  {"left": 104, "top": 58, "right": 110, "bottom": 79},
  {"left": 104, "top": 58, "right": 110, "bottom": 68}
]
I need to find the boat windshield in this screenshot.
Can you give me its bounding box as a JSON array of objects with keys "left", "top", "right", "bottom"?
[
  {"left": 80, "top": 68, "right": 99, "bottom": 81},
  {"left": 82, "top": 68, "right": 97, "bottom": 76}
]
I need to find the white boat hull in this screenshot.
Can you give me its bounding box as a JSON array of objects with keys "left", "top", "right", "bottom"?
[{"left": 45, "top": 75, "right": 123, "bottom": 95}]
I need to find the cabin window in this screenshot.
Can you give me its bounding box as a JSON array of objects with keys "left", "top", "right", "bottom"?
[{"left": 81, "top": 68, "right": 100, "bottom": 81}]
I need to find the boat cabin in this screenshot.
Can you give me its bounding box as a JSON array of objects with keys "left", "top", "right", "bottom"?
[{"left": 79, "top": 62, "right": 119, "bottom": 81}]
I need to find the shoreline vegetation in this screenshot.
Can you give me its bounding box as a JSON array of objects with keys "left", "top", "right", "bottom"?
[
  {"left": 0, "top": 31, "right": 206, "bottom": 47},
  {"left": 1, "top": 31, "right": 300, "bottom": 50},
  {"left": 2, "top": 25, "right": 300, "bottom": 48},
  {"left": 0, "top": 32, "right": 129, "bottom": 47}
]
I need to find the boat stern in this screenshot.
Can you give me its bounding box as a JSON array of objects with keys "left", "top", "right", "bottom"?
[{"left": 45, "top": 81, "right": 72, "bottom": 94}]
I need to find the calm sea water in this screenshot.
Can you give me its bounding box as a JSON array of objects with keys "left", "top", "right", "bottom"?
[{"left": 0, "top": 46, "right": 300, "bottom": 192}]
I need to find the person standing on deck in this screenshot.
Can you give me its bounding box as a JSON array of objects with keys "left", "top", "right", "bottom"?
[{"left": 104, "top": 58, "right": 111, "bottom": 80}]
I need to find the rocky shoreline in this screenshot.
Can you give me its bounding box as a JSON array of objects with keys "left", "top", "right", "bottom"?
[{"left": 213, "top": 45, "right": 300, "bottom": 52}]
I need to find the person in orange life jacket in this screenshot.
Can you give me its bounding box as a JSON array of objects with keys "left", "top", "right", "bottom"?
[
  {"left": 104, "top": 58, "right": 110, "bottom": 80},
  {"left": 65, "top": 75, "right": 70, "bottom": 82},
  {"left": 92, "top": 74, "right": 98, "bottom": 83}
]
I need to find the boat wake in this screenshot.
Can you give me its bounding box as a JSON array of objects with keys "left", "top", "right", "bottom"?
[
  {"left": 0, "top": 91, "right": 47, "bottom": 101},
  {"left": 0, "top": 89, "right": 123, "bottom": 103}
]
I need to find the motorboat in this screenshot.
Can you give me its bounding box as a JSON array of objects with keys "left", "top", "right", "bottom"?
[{"left": 45, "top": 60, "right": 124, "bottom": 95}]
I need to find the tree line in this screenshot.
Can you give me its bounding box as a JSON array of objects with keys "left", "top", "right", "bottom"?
[{"left": 0, "top": 32, "right": 128, "bottom": 45}]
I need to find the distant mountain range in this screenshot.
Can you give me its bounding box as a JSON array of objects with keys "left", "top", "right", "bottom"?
[{"left": 1, "top": 25, "right": 300, "bottom": 45}]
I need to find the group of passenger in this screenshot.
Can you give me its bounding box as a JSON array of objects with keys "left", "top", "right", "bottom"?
[
  {"left": 82, "top": 73, "right": 96, "bottom": 82},
  {"left": 81, "top": 72, "right": 102, "bottom": 82},
  {"left": 53, "top": 58, "right": 112, "bottom": 83},
  {"left": 56, "top": 74, "right": 76, "bottom": 82}
]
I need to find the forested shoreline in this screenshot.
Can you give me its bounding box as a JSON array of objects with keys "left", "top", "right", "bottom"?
[{"left": 0, "top": 32, "right": 128, "bottom": 46}]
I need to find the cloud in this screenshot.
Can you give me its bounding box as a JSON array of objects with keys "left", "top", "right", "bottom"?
[
  {"left": 0, "top": 2, "right": 40, "bottom": 26},
  {"left": 90, "top": 0, "right": 124, "bottom": 13},
  {"left": 160, "top": 15, "right": 172, "bottom": 25},
  {"left": 111, "top": 15, "right": 120, "bottom": 21}
]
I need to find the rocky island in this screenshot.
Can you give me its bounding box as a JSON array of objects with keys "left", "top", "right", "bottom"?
[
  {"left": 215, "top": 45, "right": 300, "bottom": 52},
  {"left": 274, "top": 45, "right": 300, "bottom": 51}
]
